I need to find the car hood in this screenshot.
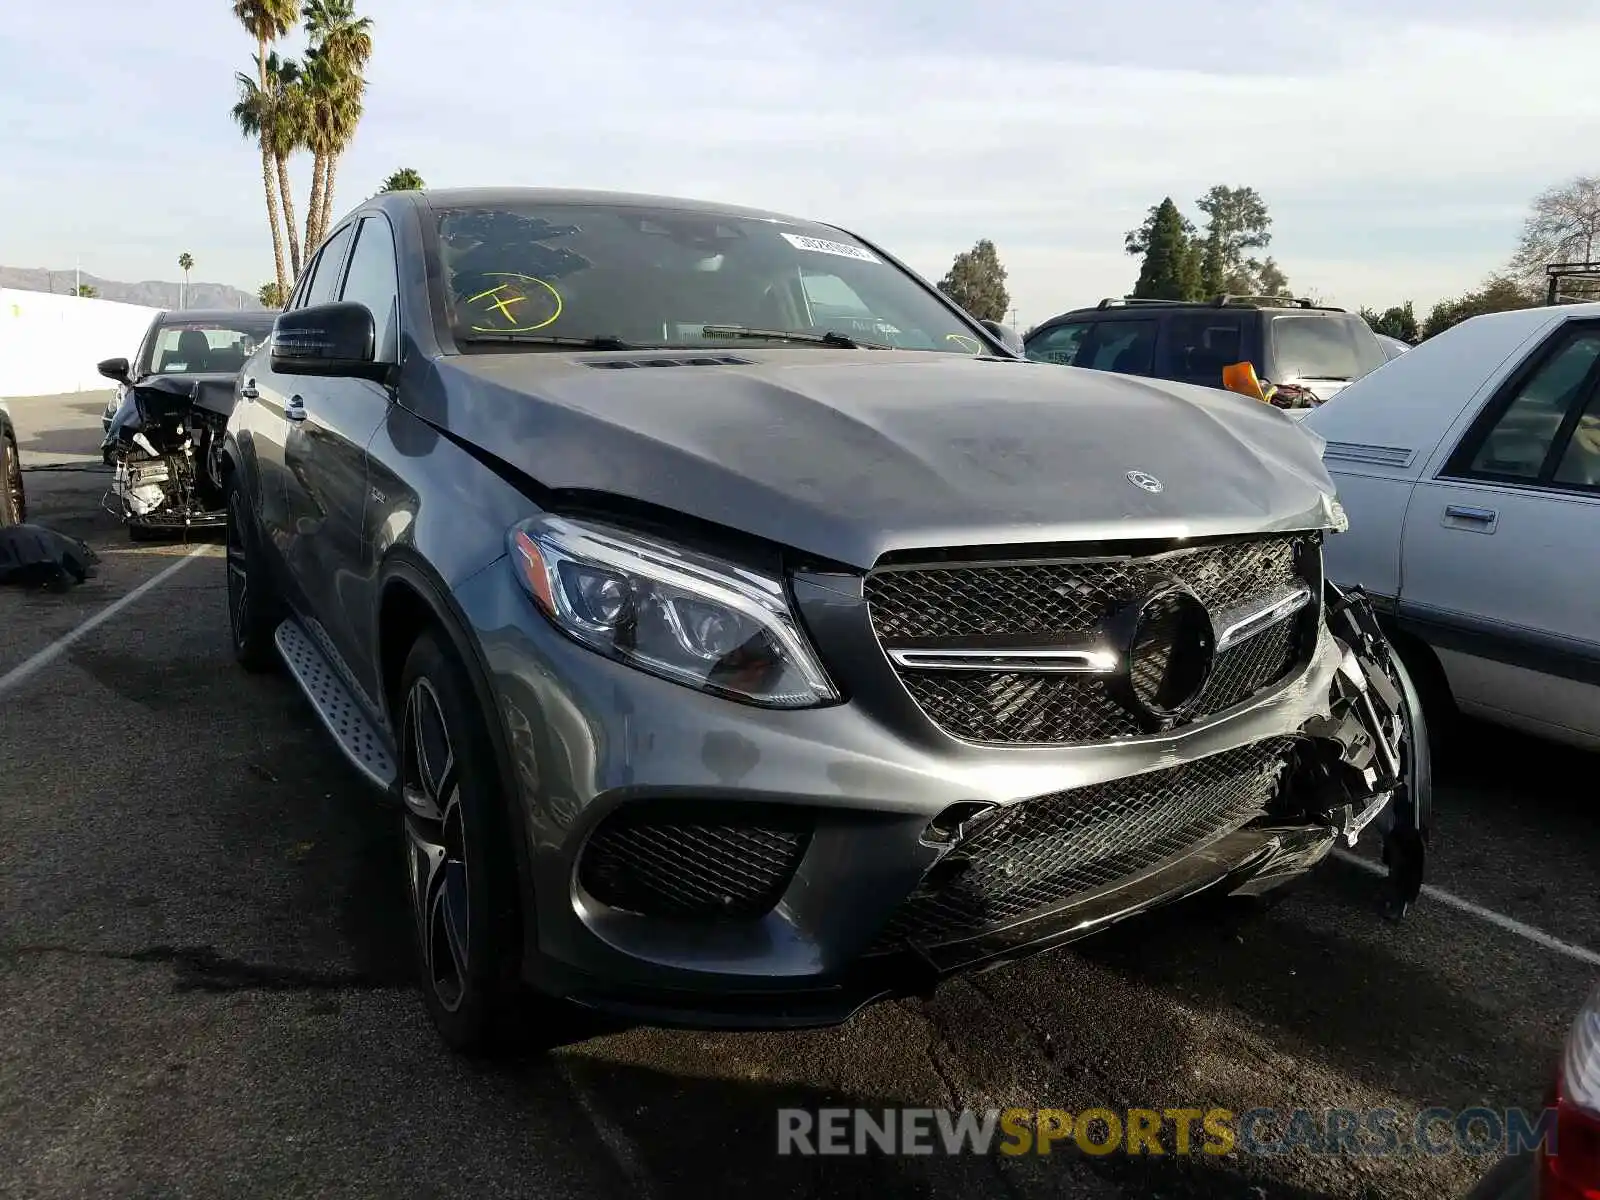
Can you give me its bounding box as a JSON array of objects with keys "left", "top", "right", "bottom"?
[
  {"left": 109, "top": 372, "right": 238, "bottom": 402},
  {"left": 433, "top": 350, "right": 1339, "bottom": 569},
  {"left": 131, "top": 371, "right": 240, "bottom": 388}
]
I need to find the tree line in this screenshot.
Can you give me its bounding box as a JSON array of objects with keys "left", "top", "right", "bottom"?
[
  {"left": 1123, "top": 186, "right": 1290, "bottom": 302},
  {"left": 1363, "top": 175, "right": 1600, "bottom": 343},
  {"left": 934, "top": 173, "right": 1600, "bottom": 344}
]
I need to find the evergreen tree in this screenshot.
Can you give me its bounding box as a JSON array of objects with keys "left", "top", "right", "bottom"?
[
  {"left": 937, "top": 239, "right": 1010, "bottom": 322},
  {"left": 1131, "top": 199, "right": 1198, "bottom": 300}
]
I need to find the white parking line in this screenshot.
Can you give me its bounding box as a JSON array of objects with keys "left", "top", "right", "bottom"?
[
  {"left": 555, "top": 1059, "right": 660, "bottom": 1199},
  {"left": 1334, "top": 849, "right": 1600, "bottom": 967},
  {"left": 0, "top": 545, "right": 211, "bottom": 698}
]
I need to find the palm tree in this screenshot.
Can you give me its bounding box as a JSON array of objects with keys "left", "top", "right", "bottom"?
[
  {"left": 232, "top": 1, "right": 298, "bottom": 298},
  {"left": 299, "top": 50, "right": 336, "bottom": 251},
  {"left": 177, "top": 252, "right": 194, "bottom": 308},
  {"left": 264, "top": 54, "right": 308, "bottom": 277},
  {"left": 301, "top": 0, "right": 373, "bottom": 249},
  {"left": 230, "top": 73, "right": 277, "bottom": 288},
  {"left": 259, "top": 281, "right": 285, "bottom": 308},
  {"left": 380, "top": 167, "right": 424, "bottom": 193}
]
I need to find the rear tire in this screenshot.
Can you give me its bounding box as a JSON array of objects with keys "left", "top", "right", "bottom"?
[
  {"left": 0, "top": 434, "right": 24, "bottom": 527},
  {"left": 398, "top": 630, "right": 530, "bottom": 1055},
  {"left": 224, "top": 478, "right": 282, "bottom": 673}
]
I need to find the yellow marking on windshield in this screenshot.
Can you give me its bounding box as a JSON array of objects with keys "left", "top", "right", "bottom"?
[
  {"left": 945, "top": 334, "right": 982, "bottom": 353},
  {"left": 464, "top": 273, "right": 564, "bottom": 333}
]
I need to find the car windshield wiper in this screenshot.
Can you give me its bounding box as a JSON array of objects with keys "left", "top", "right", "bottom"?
[
  {"left": 700, "top": 325, "right": 894, "bottom": 350},
  {"left": 457, "top": 333, "right": 636, "bottom": 350}
]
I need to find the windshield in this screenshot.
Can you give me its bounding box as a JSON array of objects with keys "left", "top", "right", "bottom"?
[
  {"left": 1270, "top": 314, "right": 1385, "bottom": 382},
  {"left": 138, "top": 316, "right": 276, "bottom": 376},
  {"left": 429, "top": 202, "right": 989, "bottom": 355}
]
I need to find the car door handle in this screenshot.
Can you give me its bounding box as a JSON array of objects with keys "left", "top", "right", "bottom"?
[
  {"left": 239, "top": 377, "right": 259, "bottom": 399},
  {"left": 1443, "top": 503, "right": 1497, "bottom": 533},
  {"left": 285, "top": 394, "right": 307, "bottom": 423}
]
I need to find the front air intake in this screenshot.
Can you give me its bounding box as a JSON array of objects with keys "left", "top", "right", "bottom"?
[{"left": 578, "top": 801, "right": 813, "bottom": 920}]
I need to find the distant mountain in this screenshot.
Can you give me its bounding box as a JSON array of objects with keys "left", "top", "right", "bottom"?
[{"left": 0, "top": 266, "right": 264, "bottom": 311}]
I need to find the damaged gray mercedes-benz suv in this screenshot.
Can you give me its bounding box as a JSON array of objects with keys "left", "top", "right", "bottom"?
[{"left": 222, "top": 186, "right": 1431, "bottom": 1052}]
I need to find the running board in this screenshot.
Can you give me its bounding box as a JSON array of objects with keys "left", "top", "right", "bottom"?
[{"left": 274, "top": 620, "right": 397, "bottom": 791}]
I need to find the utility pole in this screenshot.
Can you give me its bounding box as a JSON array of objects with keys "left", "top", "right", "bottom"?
[
  {"left": 75, "top": 257, "right": 81, "bottom": 298},
  {"left": 1010, "top": 307, "right": 1019, "bottom": 328}
]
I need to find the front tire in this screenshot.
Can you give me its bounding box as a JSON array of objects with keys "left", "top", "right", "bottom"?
[
  {"left": 398, "top": 631, "right": 527, "bottom": 1054},
  {"left": 225, "top": 479, "right": 282, "bottom": 672}
]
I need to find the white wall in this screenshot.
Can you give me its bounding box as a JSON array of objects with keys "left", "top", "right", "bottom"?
[{"left": 0, "top": 288, "right": 162, "bottom": 397}]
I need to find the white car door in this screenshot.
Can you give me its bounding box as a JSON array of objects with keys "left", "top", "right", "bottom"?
[{"left": 1396, "top": 317, "right": 1600, "bottom": 748}]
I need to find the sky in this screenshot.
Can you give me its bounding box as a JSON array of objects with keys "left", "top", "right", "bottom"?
[{"left": 3, "top": 0, "right": 1599, "bottom": 326}]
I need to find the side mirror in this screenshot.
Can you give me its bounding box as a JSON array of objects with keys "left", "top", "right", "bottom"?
[
  {"left": 271, "top": 302, "right": 384, "bottom": 380},
  {"left": 1221, "top": 361, "right": 1274, "bottom": 403},
  {"left": 980, "top": 319, "right": 1026, "bottom": 357},
  {"left": 96, "top": 356, "right": 132, "bottom": 385}
]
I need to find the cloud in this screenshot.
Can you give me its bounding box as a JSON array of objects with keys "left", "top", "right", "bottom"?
[{"left": 1, "top": 0, "right": 1597, "bottom": 322}]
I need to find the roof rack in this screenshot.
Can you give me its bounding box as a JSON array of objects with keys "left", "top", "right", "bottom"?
[
  {"left": 1545, "top": 261, "right": 1600, "bottom": 305},
  {"left": 1092, "top": 295, "right": 1345, "bottom": 312},
  {"left": 1211, "top": 294, "right": 1344, "bottom": 312},
  {"left": 1094, "top": 297, "right": 1195, "bottom": 309}
]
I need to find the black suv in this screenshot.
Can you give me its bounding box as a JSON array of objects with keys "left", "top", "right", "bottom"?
[{"left": 1023, "top": 296, "right": 1388, "bottom": 408}]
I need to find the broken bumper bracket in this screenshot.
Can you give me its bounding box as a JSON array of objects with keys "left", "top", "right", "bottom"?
[{"left": 1307, "top": 582, "right": 1433, "bottom": 921}]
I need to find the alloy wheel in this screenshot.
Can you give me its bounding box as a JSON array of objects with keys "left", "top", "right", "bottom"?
[
  {"left": 4, "top": 439, "right": 23, "bottom": 522},
  {"left": 402, "top": 677, "right": 471, "bottom": 1013}
]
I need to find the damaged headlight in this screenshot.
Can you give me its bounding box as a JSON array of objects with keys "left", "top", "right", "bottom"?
[{"left": 508, "top": 514, "right": 839, "bottom": 709}]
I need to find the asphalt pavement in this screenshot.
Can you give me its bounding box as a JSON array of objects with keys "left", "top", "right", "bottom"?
[{"left": 1, "top": 390, "right": 1596, "bottom": 1199}]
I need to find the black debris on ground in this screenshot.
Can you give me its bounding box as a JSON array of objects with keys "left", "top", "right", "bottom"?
[{"left": 0, "top": 523, "right": 99, "bottom": 589}]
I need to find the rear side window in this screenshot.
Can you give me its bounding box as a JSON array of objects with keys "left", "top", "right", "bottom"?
[
  {"left": 1455, "top": 327, "right": 1600, "bottom": 482},
  {"left": 340, "top": 216, "right": 401, "bottom": 363},
  {"left": 305, "top": 224, "right": 356, "bottom": 308},
  {"left": 1081, "top": 319, "right": 1156, "bottom": 374},
  {"left": 1554, "top": 384, "right": 1600, "bottom": 487},
  {"left": 1270, "top": 315, "right": 1384, "bottom": 383},
  {"left": 1159, "top": 314, "right": 1246, "bottom": 387},
  {"left": 1027, "top": 321, "right": 1092, "bottom": 365}
]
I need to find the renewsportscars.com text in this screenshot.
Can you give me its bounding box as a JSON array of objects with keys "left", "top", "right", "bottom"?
[{"left": 776, "top": 1106, "right": 1557, "bottom": 1158}]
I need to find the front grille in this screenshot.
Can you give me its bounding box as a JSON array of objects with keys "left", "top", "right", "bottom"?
[
  {"left": 869, "top": 738, "right": 1294, "bottom": 950},
  {"left": 578, "top": 803, "right": 812, "bottom": 920},
  {"left": 867, "top": 535, "right": 1315, "bottom": 745},
  {"left": 867, "top": 536, "right": 1306, "bottom": 642}
]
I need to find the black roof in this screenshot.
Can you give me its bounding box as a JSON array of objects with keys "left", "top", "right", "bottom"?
[{"left": 375, "top": 186, "right": 819, "bottom": 228}]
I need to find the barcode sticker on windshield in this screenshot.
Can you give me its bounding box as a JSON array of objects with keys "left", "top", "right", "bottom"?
[{"left": 780, "top": 233, "right": 881, "bottom": 264}]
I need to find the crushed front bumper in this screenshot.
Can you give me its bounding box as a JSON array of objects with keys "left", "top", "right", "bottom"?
[
  {"left": 543, "top": 820, "right": 1347, "bottom": 1029},
  {"left": 470, "top": 566, "right": 1429, "bottom": 1029}
]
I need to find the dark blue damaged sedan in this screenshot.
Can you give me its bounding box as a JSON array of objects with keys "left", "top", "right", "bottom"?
[{"left": 221, "top": 186, "right": 1432, "bottom": 1053}]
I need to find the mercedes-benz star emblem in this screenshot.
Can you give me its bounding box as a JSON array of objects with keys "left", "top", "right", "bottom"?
[
  {"left": 1126, "top": 470, "right": 1164, "bottom": 494},
  {"left": 1107, "top": 581, "right": 1216, "bottom": 732}
]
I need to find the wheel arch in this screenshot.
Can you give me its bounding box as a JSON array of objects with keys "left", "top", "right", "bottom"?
[
  {"left": 1379, "top": 613, "right": 1458, "bottom": 716},
  {"left": 375, "top": 551, "right": 540, "bottom": 969}
]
